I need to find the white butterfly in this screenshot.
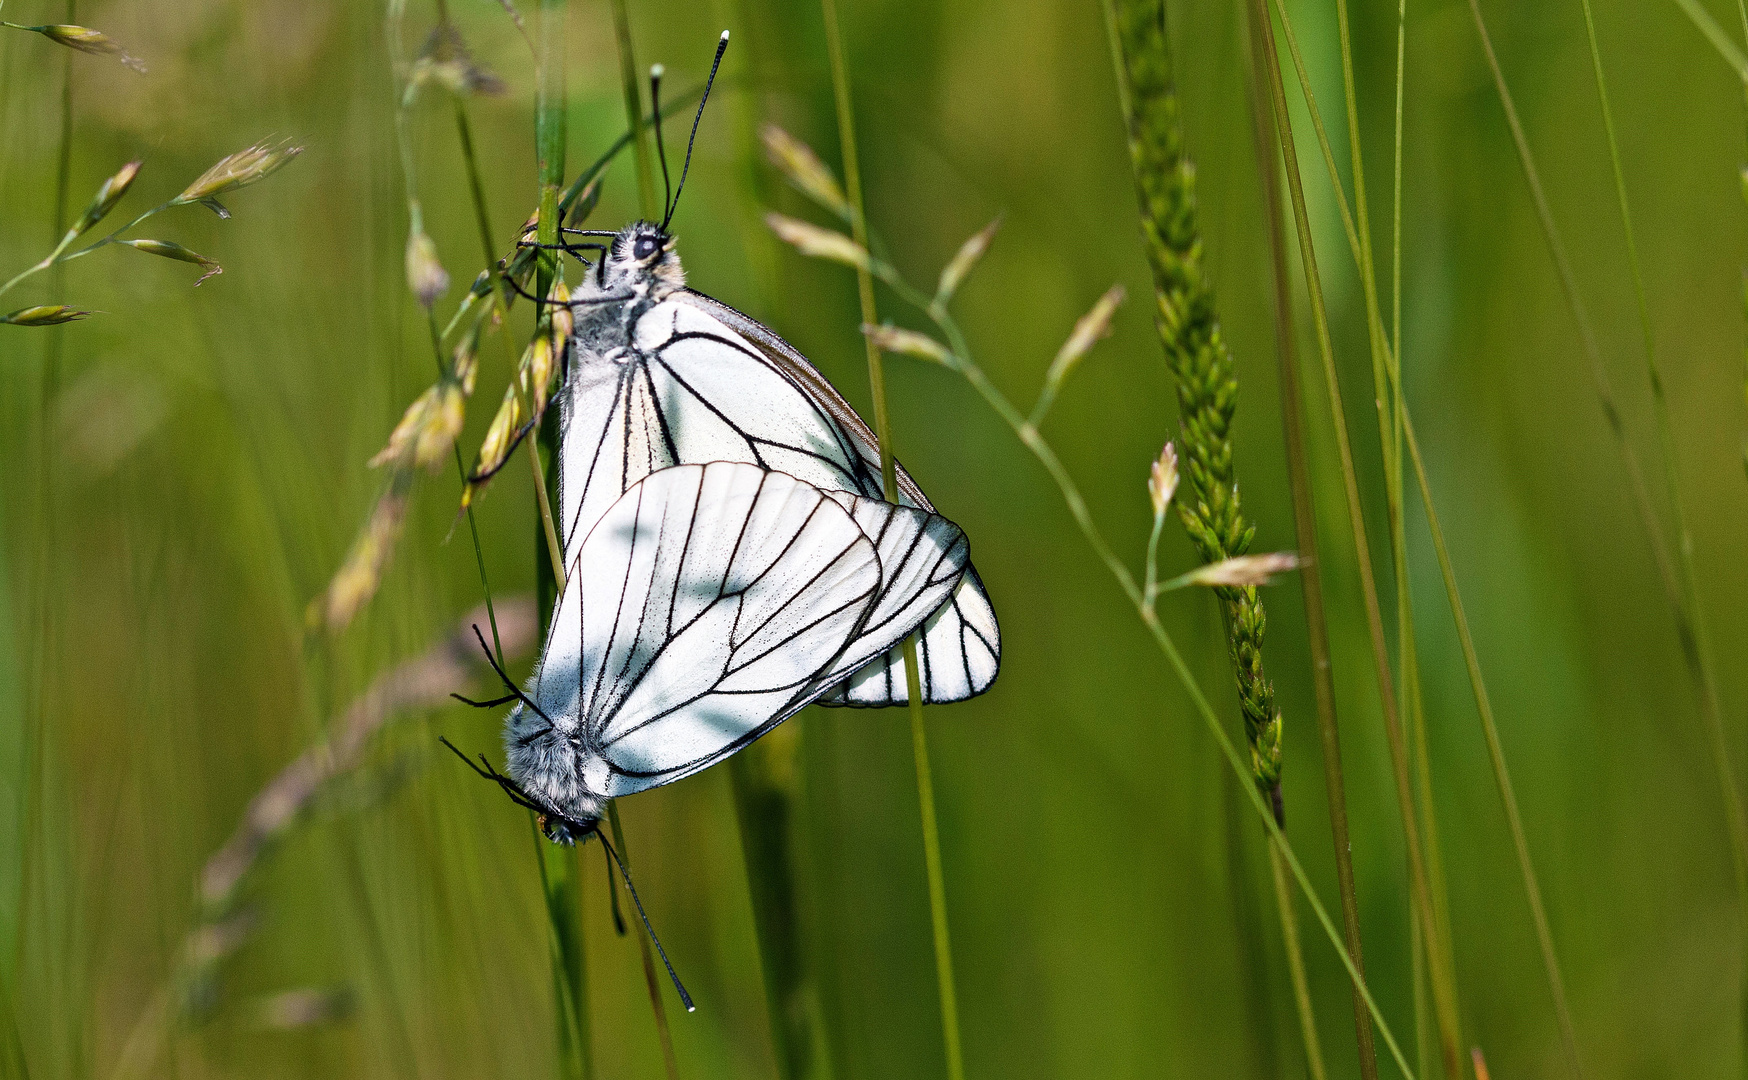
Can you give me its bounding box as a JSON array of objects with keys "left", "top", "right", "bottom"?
[
  {"left": 470, "top": 33, "right": 997, "bottom": 848},
  {"left": 498, "top": 460, "right": 971, "bottom": 840},
  {"left": 553, "top": 225, "right": 1001, "bottom": 708}
]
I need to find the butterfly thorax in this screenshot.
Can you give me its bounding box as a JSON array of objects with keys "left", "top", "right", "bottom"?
[
  {"left": 505, "top": 701, "right": 608, "bottom": 830},
  {"left": 569, "top": 221, "right": 685, "bottom": 362}
]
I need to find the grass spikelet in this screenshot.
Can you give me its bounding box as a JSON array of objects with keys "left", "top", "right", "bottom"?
[
  {"left": 117, "top": 239, "right": 222, "bottom": 285},
  {"left": 862, "top": 322, "right": 953, "bottom": 365},
  {"left": 409, "top": 21, "right": 507, "bottom": 100},
  {"left": 67, "top": 160, "right": 141, "bottom": 241},
  {"left": 1149, "top": 441, "right": 1179, "bottom": 517},
  {"left": 2, "top": 304, "right": 89, "bottom": 326},
  {"left": 935, "top": 217, "right": 1001, "bottom": 308},
  {"left": 760, "top": 123, "right": 850, "bottom": 219},
  {"left": 1183, "top": 552, "right": 1304, "bottom": 589},
  {"left": 466, "top": 383, "right": 528, "bottom": 497},
  {"left": 405, "top": 229, "right": 449, "bottom": 309},
  {"left": 765, "top": 212, "right": 869, "bottom": 269},
  {"left": 1031, "top": 283, "right": 1125, "bottom": 426},
  {"left": 317, "top": 480, "right": 411, "bottom": 631},
  {"left": 2, "top": 20, "right": 145, "bottom": 72},
  {"left": 175, "top": 140, "right": 304, "bottom": 205}
]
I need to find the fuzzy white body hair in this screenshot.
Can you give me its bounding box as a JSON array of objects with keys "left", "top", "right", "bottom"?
[{"left": 504, "top": 703, "right": 604, "bottom": 827}]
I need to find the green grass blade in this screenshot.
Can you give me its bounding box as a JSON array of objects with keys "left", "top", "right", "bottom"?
[
  {"left": 1240, "top": 0, "right": 1378, "bottom": 1070},
  {"left": 818, "top": 2, "right": 965, "bottom": 1076}
]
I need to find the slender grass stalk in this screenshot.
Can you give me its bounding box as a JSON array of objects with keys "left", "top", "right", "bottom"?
[
  {"left": 607, "top": 805, "right": 679, "bottom": 1078},
  {"left": 529, "top": 4, "right": 597, "bottom": 1078},
  {"left": 848, "top": 256, "right": 1418, "bottom": 1080},
  {"left": 608, "top": 0, "right": 658, "bottom": 220},
  {"left": 1387, "top": 6, "right": 1446, "bottom": 1075},
  {"left": 1464, "top": 1, "right": 1748, "bottom": 907},
  {"left": 1272, "top": 2, "right": 1588, "bottom": 1072},
  {"left": 1102, "top": 4, "right": 1320, "bottom": 1076},
  {"left": 1239, "top": 0, "right": 1376, "bottom": 1072},
  {"left": 17, "top": 0, "right": 76, "bottom": 1030},
  {"left": 819, "top": 3, "right": 963, "bottom": 1076},
  {"left": 1313, "top": 1, "right": 1464, "bottom": 1071},
  {"left": 1268, "top": 839, "right": 1326, "bottom": 1080},
  {"left": 1253, "top": 7, "right": 1462, "bottom": 1077},
  {"left": 1400, "top": 411, "right": 1586, "bottom": 1078},
  {"left": 1575, "top": 8, "right": 1743, "bottom": 1045},
  {"left": 602, "top": 15, "right": 686, "bottom": 1070},
  {"left": 15, "top": 7, "right": 77, "bottom": 1072},
  {"left": 1672, "top": 0, "right": 1748, "bottom": 75}
]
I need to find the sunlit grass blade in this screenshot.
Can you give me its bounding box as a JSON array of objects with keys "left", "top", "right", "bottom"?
[{"left": 818, "top": 1, "right": 964, "bottom": 1075}]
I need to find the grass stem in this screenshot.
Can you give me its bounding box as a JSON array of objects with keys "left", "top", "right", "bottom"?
[
  {"left": 819, "top": 2, "right": 964, "bottom": 1076},
  {"left": 1240, "top": 0, "right": 1376, "bottom": 1071},
  {"left": 1574, "top": 6, "right": 1744, "bottom": 1035},
  {"left": 859, "top": 257, "right": 1418, "bottom": 1079},
  {"left": 1103, "top": 2, "right": 1319, "bottom": 1073},
  {"left": 608, "top": 0, "right": 658, "bottom": 220},
  {"left": 1253, "top": 5, "right": 1460, "bottom": 1074},
  {"left": 600, "top": 10, "right": 685, "bottom": 1068}
]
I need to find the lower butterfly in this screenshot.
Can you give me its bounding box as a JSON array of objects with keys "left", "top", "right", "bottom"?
[{"left": 498, "top": 460, "right": 968, "bottom": 838}]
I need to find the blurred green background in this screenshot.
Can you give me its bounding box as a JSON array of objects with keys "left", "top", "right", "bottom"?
[{"left": 3, "top": 0, "right": 1747, "bottom": 1077}]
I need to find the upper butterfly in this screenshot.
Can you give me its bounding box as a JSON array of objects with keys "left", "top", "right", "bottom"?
[{"left": 487, "top": 31, "right": 999, "bottom": 847}]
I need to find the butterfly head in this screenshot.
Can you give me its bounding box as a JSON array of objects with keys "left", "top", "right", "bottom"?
[{"left": 587, "top": 221, "right": 685, "bottom": 300}]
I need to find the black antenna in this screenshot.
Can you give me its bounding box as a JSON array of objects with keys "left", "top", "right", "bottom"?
[
  {"left": 600, "top": 841, "right": 629, "bottom": 936},
  {"left": 660, "top": 30, "right": 730, "bottom": 232},
  {"left": 598, "top": 830, "right": 695, "bottom": 1011},
  {"left": 650, "top": 64, "right": 672, "bottom": 225}
]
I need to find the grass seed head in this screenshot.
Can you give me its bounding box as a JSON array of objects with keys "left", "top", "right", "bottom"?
[
  {"left": 547, "top": 280, "right": 572, "bottom": 341},
  {"left": 765, "top": 213, "right": 869, "bottom": 270},
  {"left": 523, "top": 335, "right": 556, "bottom": 415},
  {"left": 466, "top": 382, "right": 527, "bottom": 501},
  {"left": 176, "top": 140, "right": 303, "bottom": 204},
  {"left": 32, "top": 24, "right": 145, "bottom": 72},
  {"left": 1186, "top": 552, "right": 1303, "bottom": 589},
  {"left": 1149, "top": 441, "right": 1179, "bottom": 518},
  {"left": 1044, "top": 284, "right": 1125, "bottom": 397},
  {"left": 405, "top": 229, "right": 448, "bottom": 309},
  {"left": 453, "top": 334, "right": 480, "bottom": 396},
  {"left": 69, "top": 160, "right": 142, "bottom": 238},
  {"left": 415, "top": 383, "right": 466, "bottom": 470},
  {"left": 862, "top": 322, "right": 952, "bottom": 366},
  {"left": 759, "top": 124, "right": 849, "bottom": 218},
  {"left": 3, "top": 304, "right": 91, "bottom": 326},
  {"left": 119, "top": 239, "right": 222, "bottom": 285},
  {"left": 936, "top": 217, "right": 1002, "bottom": 306},
  {"left": 321, "top": 490, "right": 410, "bottom": 630},
  {"left": 409, "top": 22, "right": 506, "bottom": 99}
]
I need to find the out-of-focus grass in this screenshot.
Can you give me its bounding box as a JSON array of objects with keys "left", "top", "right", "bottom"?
[{"left": 3, "top": 0, "right": 1748, "bottom": 1078}]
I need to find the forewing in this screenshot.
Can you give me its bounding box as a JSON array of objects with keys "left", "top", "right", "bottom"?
[{"left": 566, "top": 462, "right": 881, "bottom": 798}]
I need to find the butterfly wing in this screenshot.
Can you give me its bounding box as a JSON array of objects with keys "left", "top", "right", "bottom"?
[
  {"left": 543, "top": 461, "right": 968, "bottom": 799},
  {"left": 673, "top": 291, "right": 1002, "bottom": 706},
  {"left": 557, "top": 289, "right": 1001, "bottom": 707}
]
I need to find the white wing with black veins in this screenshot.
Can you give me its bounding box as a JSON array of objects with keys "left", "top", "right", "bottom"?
[
  {"left": 557, "top": 288, "right": 1001, "bottom": 706},
  {"left": 528, "top": 462, "right": 970, "bottom": 798}
]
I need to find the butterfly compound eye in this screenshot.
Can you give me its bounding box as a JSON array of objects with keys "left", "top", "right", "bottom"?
[{"left": 633, "top": 235, "right": 660, "bottom": 261}]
